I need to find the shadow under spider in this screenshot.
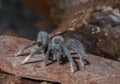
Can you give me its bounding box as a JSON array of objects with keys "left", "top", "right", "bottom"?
[
  {"left": 60, "top": 56, "right": 90, "bottom": 72},
  {"left": 23, "top": 60, "right": 43, "bottom": 64},
  {"left": 15, "top": 53, "right": 29, "bottom": 56}
]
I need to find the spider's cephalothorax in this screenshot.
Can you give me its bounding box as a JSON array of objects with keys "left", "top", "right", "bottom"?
[
  {"left": 15, "top": 31, "right": 49, "bottom": 64},
  {"left": 52, "top": 36, "right": 64, "bottom": 45},
  {"left": 44, "top": 36, "right": 64, "bottom": 65},
  {"left": 51, "top": 36, "right": 64, "bottom": 62},
  {"left": 65, "top": 39, "right": 87, "bottom": 67}
]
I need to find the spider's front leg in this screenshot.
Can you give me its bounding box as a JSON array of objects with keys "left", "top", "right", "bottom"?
[
  {"left": 44, "top": 35, "right": 64, "bottom": 66},
  {"left": 56, "top": 51, "right": 61, "bottom": 64},
  {"left": 51, "top": 36, "right": 63, "bottom": 64},
  {"left": 20, "top": 31, "right": 49, "bottom": 64},
  {"left": 51, "top": 45, "right": 62, "bottom": 63},
  {"left": 21, "top": 43, "right": 47, "bottom": 64},
  {"left": 15, "top": 41, "right": 38, "bottom": 56}
]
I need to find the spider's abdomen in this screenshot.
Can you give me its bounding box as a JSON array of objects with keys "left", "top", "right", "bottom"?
[{"left": 37, "top": 31, "right": 49, "bottom": 44}]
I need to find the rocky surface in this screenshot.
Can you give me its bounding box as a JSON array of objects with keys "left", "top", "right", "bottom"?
[
  {"left": 0, "top": 35, "right": 120, "bottom": 84},
  {"left": 50, "top": 0, "right": 120, "bottom": 60}
]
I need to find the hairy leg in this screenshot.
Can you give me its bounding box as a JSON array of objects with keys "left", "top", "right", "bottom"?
[
  {"left": 75, "top": 49, "right": 85, "bottom": 67},
  {"left": 15, "top": 41, "right": 38, "bottom": 56},
  {"left": 80, "top": 56, "right": 84, "bottom": 67},
  {"left": 56, "top": 52, "right": 61, "bottom": 64},
  {"left": 44, "top": 48, "right": 51, "bottom": 66},
  {"left": 62, "top": 46, "right": 74, "bottom": 72},
  {"left": 21, "top": 44, "right": 45, "bottom": 64}
]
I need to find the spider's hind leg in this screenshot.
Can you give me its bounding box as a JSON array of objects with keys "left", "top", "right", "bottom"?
[
  {"left": 79, "top": 55, "right": 85, "bottom": 67},
  {"left": 75, "top": 50, "right": 85, "bottom": 67},
  {"left": 68, "top": 39, "right": 87, "bottom": 69},
  {"left": 67, "top": 56, "right": 74, "bottom": 73}
]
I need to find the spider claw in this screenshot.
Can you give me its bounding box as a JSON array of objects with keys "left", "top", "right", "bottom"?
[
  {"left": 14, "top": 53, "right": 19, "bottom": 56},
  {"left": 21, "top": 60, "right": 26, "bottom": 65},
  {"left": 81, "top": 64, "right": 85, "bottom": 71},
  {"left": 21, "top": 59, "right": 29, "bottom": 65},
  {"left": 71, "top": 68, "right": 74, "bottom": 73},
  {"left": 70, "top": 62, "right": 74, "bottom": 73},
  {"left": 15, "top": 51, "right": 22, "bottom": 56},
  {"left": 80, "top": 61, "right": 84, "bottom": 67},
  {"left": 43, "top": 61, "right": 47, "bottom": 66}
]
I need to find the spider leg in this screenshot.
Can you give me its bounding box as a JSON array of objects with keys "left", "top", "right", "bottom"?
[
  {"left": 78, "top": 52, "right": 86, "bottom": 70},
  {"left": 56, "top": 52, "right": 61, "bottom": 64},
  {"left": 52, "top": 45, "right": 61, "bottom": 63},
  {"left": 44, "top": 46, "right": 51, "bottom": 66},
  {"left": 21, "top": 44, "right": 46, "bottom": 64},
  {"left": 67, "top": 39, "right": 87, "bottom": 67},
  {"left": 79, "top": 54, "right": 84, "bottom": 67},
  {"left": 74, "top": 49, "right": 85, "bottom": 67},
  {"left": 75, "top": 41, "right": 88, "bottom": 57},
  {"left": 52, "top": 49, "right": 57, "bottom": 61},
  {"left": 15, "top": 41, "right": 38, "bottom": 56},
  {"left": 62, "top": 46, "right": 74, "bottom": 73}
]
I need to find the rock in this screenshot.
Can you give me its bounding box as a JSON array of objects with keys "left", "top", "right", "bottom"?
[
  {"left": 50, "top": 2, "right": 120, "bottom": 60},
  {"left": 82, "top": 6, "right": 120, "bottom": 60},
  {"left": 50, "top": 0, "right": 120, "bottom": 37},
  {"left": 0, "top": 35, "right": 120, "bottom": 84}
]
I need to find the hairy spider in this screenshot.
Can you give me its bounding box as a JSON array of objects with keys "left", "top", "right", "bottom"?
[
  {"left": 44, "top": 35, "right": 75, "bottom": 72},
  {"left": 15, "top": 31, "right": 49, "bottom": 64},
  {"left": 15, "top": 31, "right": 87, "bottom": 73}
]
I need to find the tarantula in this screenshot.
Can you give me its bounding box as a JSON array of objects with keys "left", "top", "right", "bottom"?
[
  {"left": 44, "top": 36, "right": 74, "bottom": 72},
  {"left": 44, "top": 36, "right": 87, "bottom": 72},
  {"left": 15, "top": 31, "right": 49, "bottom": 64},
  {"left": 16, "top": 31, "right": 87, "bottom": 72}
]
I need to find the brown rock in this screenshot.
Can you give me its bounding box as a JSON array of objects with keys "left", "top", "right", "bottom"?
[
  {"left": 50, "top": 0, "right": 120, "bottom": 37},
  {"left": 0, "top": 35, "right": 120, "bottom": 84},
  {"left": 51, "top": 2, "right": 120, "bottom": 60}
]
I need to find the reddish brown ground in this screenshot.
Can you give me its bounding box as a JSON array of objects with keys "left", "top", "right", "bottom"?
[{"left": 0, "top": 35, "right": 120, "bottom": 84}]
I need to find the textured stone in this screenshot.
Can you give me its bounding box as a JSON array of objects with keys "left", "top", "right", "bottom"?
[{"left": 0, "top": 35, "right": 120, "bottom": 84}]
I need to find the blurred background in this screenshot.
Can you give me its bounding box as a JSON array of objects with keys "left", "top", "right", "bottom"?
[
  {"left": 0, "top": 0, "right": 51, "bottom": 40},
  {"left": 0, "top": 0, "right": 89, "bottom": 40}
]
